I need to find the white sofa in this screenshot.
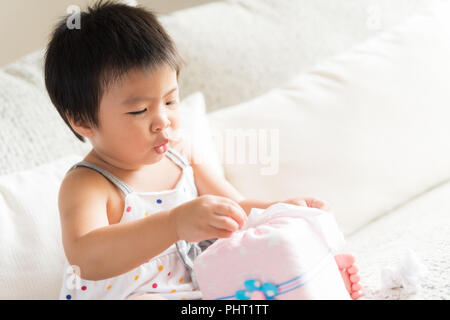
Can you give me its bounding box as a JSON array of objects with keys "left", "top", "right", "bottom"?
[{"left": 1, "top": 0, "right": 449, "bottom": 299}]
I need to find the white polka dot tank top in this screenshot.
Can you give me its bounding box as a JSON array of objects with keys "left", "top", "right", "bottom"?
[{"left": 58, "top": 147, "right": 215, "bottom": 300}]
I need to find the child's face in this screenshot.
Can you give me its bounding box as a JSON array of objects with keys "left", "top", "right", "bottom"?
[{"left": 88, "top": 63, "right": 181, "bottom": 169}]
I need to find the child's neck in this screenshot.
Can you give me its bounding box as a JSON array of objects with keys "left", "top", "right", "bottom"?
[
  {"left": 84, "top": 148, "right": 182, "bottom": 193},
  {"left": 84, "top": 148, "right": 161, "bottom": 176}
]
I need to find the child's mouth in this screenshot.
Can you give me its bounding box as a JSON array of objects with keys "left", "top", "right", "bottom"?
[{"left": 154, "top": 140, "right": 169, "bottom": 154}]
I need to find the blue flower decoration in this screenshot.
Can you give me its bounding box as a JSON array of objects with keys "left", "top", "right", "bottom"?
[{"left": 235, "top": 279, "right": 278, "bottom": 300}]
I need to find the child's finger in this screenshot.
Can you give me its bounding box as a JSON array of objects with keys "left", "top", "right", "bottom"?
[
  {"left": 284, "top": 199, "right": 307, "bottom": 207},
  {"left": 209, "top": 215, "right": 239, "bottom": 232},
  {"left": 224, "top": 198, "right": 249, "bottom": 224},
  {"left": 214, "top": 202, "right": 247, "bottom": 228}
]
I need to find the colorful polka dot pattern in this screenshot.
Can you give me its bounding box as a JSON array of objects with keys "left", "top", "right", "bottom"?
[
  {"left": 64, "top": 201, "right": 197, "bottom": 300},
  {"left": 64, "top": 262, "right": 194, "bottom": 299},
  {"left": 62, "top": 149, "right": 201, "bottom": 301},
  {"left": 65, "top": 265, "right": 186, "bottom": 299}
]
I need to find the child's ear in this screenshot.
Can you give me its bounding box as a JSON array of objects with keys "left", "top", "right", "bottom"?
[{"left": 67, "top": 116, "right": 95, "bottom": 139}]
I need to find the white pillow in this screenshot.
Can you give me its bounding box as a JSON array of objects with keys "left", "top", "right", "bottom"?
[
  {"left": 0, "top": 155, "right": 82, "bottom": 299},
  {"left": 207, "top": 1, "right": 450, "bottom": 235},
  {"left": 0, "top": 50, "right": 91, "bottom": 176},
  {"left": 161, "top": 0, "right": 441, "bottom": 111}
]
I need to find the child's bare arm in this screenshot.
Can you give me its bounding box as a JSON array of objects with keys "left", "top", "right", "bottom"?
[
  {"left": 59, "top": 168, "right": 247, "bottom": 281},
  {"left": 190, "top": 157, "right": 276, "bottom": 215},
  {"left": 59, "top": 169, "right": 178, "bottom": 281},
  {"left": 189, "top": 149, "right": 330, "bottom": 215}
]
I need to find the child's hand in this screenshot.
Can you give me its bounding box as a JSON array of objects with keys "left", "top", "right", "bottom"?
[
  {"left": 169, "top": 195, "right": 248, "bottom": 242},
  {"left": 281, "top": 197, "right": 332, "bottom": 212}
]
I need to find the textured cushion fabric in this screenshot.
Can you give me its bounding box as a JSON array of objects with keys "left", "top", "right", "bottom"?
[
  {"left": 345, "top": 179, "right": 450, "bottom": 300},
  {"left": 0, "top": 155, "right": 82, "bottom": 300},
  {"left": 207, "top": 1, "right": 450, "bottom": 235},
  {"left": 160, "top": 0, "right": 442, "bottom": 112},
  {"left": 0, "top": 49, "right": 91, "bottom": 176}
]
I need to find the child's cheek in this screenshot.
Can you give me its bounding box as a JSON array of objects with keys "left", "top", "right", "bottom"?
[{"left": 169, "top": 112, "right": 181, "bottom": 130}]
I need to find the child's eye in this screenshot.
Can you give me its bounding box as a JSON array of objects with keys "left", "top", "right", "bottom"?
[
  {"left": 128, "top": 108, "right": 147, "bottom": 115},
  {"left": 166, "top": 100, "right": 178, "bottom": 106}
]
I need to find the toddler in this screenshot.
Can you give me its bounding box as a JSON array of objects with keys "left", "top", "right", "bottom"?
[{"left": 45, "top": 0, "right": 361, "bottom": 300}]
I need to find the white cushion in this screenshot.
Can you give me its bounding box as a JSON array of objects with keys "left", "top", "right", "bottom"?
[
  {"left": 0, "top": 50, "right": 91, "bottom": 176},
  {"left": 207, "top": 1, "right": 450, "bottom": 235},
  {"left": 0, "top": 155, "right": 82, "bottom": 299},
  {"left": 161, "top": 0, "right": 441, "bottom": 111}
]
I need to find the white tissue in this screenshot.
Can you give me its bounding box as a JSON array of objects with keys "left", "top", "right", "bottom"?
[{"left": 380, "top": 249, "right": 428, "bottom": 295}]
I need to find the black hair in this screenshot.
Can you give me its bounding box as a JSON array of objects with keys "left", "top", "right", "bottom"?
[{"left": 44, "top": 0, "right": 186, "bottom": 142}]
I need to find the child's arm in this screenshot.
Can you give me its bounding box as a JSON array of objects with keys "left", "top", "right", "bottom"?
[
  {"left": 59, "top": 169, "right": 246, "bottom": 281},
  {"left": 188, "top": 146, "right": 331, "bottom": 215},
  {"left": 190, "top": 159, "right": 280, "bottom": 215},
  {"left": 59, "top": 170, "right": 178, "bottom": 281}
]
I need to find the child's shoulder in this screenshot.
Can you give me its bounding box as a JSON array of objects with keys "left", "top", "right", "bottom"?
[
  {"left": 61, "top": 164, "right": 107, "bottom": 186},
  {"left": 59, "top": 164, "right": 116, "bottom": 210}
]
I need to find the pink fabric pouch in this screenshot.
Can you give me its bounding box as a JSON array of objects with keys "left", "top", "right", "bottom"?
[{"left": 193, "top": 203, "right": 350, "bottom": 300}]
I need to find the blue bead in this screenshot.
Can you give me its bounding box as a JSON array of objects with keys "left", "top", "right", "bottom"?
[
  {"left": 261, "top": 282, "right": 278, "bottom": 297},
  {"left": 235, "top": 290, "right": 250, "bottom": 300},
  {"left": 244, "top": 279, "right": 259, "bottom": 292},
  {"left": 66, "top": 294, "right": 72, "bottom": 300},
  {"left": 156, "top": 199, "right": 162, "bottom": 204}
]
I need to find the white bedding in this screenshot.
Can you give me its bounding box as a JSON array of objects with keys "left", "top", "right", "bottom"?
[{"left": 345, "top": 179, "right": 450, "bottom": 300}]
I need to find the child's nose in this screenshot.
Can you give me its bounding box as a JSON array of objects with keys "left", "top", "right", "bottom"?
[{"left": 152, "top": 112, "right": 171, "bottom": 132}]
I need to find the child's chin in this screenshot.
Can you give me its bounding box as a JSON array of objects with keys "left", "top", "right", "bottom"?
[{"left": 146, "top": 150, "right": 166, "bottom": 163}]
